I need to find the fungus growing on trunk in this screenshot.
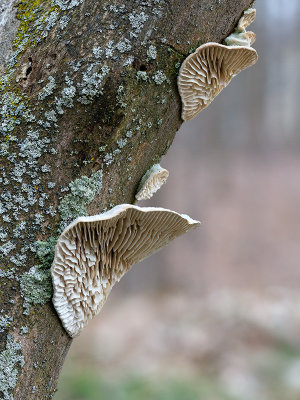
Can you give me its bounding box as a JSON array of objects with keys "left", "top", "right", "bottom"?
[
  {"left": 237, "top": 8, "right": 256, "bottom": 32},
  {"left": 225, "top": 8, "right": 256, "bottom": 47},
  {"left": 178, "top": 43, "right": 258, "bottom": 120},
  {"left": 135, "top": 164, "right": 169, "bottom": 201},
  {"left": 224, "top": 31, "right": 256, "bottom": 47},
  {"left": 178, "top": 8, "right": 257, "bottom": 121},
  {"left": 51, "top": 204, "right": 200, "bottom": 337}
]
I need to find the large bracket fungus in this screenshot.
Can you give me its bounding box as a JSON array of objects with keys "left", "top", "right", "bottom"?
[
  {"left": 178, "top": 8, "right": 258, "bottom": 121},
  {"left": 51, "top": 204, "right": 200, "bottom": 337},
  {"left": 135, "top": 164, "right": 169, "bottom": 201}
]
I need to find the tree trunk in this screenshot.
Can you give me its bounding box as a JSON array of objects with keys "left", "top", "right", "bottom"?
[{"left": 0, "top": 0, "right": 253, "bottom": 398}]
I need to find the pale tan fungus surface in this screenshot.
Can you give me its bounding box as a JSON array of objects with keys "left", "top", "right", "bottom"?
[
  {"left": 225, "top": 31, "right": 256, "bottom": 47},
  {"left": 178, "top": 43, "right": 258, "bottom": 121},
  {"left": 226, "top": 8, "right": 256, "bottom": 47},
  {"left": 178, "top": 8, "right": 257, "bottom": 121},
  {"left": 51, "top": 204, "right": 200, "bottom": 337},
  {"left": 135, "top": 164, "right": 169, "bottom": 201},
  {"left": 238, "top": 8, "right": 256, "bottom": 32}
]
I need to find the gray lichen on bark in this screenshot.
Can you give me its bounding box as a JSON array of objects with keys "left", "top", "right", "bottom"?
[
  {"left": 0, "top": 0, "right": 20, "bottom": 73},
  {"left": 0, "top": 334, "right": 24, "bottom": 399}
]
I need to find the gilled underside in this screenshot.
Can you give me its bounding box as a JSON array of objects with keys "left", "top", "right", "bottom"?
[
  {"left": 136, "top": 165, "right": 169, "bottom": 201},
  {"left": 52, "top": 206, "right": 200, "bottom": 337},
  {"left": 178, "top": 43, "right": 258, "bottom": 121},
  {"left": 238, "top": 8, "right": 256, "bottom": 31}
]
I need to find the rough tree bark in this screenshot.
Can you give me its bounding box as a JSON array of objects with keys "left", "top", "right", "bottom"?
[{"left": 0, "top": 0, "right": 253, "bottom": 398}]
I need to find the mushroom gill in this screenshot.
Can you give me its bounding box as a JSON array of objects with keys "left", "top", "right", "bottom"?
[{"left": 51, "top": 204, "right": 200, "bottom": 337}]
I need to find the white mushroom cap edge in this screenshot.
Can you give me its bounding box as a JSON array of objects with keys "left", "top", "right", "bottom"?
[{"left": 51, "top": 204, "right": 200, "bottom": 337}]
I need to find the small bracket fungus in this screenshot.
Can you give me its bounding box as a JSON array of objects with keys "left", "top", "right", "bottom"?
[
  {"left": 135, "top": 164, "right": 169, "bottom": 201},
  {"left": 224, "top": 31, "right": 256, "bottom": 48},
  {"left": 178, "top": 8, "right": 257, "bottom": 121},
  {"left": 178, "top": 43, "right": 258, "bottom": 120},
  {"left": 51, "top": 204, "right": 200, "bottom": 337},
  {"left": 225, "top": 8, "right": 257, "bottom": 47},
  {"left": 237, "top": 8, "right": 256, "bottom": 32}
]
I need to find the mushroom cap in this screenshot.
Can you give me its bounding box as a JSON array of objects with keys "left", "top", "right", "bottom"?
[
  {"left": 237, "top": 8, "right": 256, "bottom": 32},
  {"left": 225, "top": 31, "right": 256, "bottom": 47},
  {"left": 135, "top": 164, "right": 169, "bottom": 201},
  {"left": 51, "top": 204, "right": 200, "bottom": 337},
  {"left": 178, "top": 43, "right": 258, "bottom": 121}
]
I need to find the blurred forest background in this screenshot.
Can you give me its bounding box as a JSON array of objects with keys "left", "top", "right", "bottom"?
[{"left": 56, "top": 1, "right": 300, "bottom": 399}]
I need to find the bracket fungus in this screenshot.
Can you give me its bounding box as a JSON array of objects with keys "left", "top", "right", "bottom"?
[
  {"left": 178, "top": 8, "right": 257, "bottom": 121},
  {"left": 135, "top": 164, "right": 169, "bottom": 201},
  {"left": 224, "top": 31, "right": 256, "bottom": 47},
  {"left": 225, "top": 8, "right": 257, "bottom": 47},
  {"left": 237, "top": 8, "right": 256, "bottom": 32},
  {"left": 51, "top": 204, "right": 200, "bottom": 337}
]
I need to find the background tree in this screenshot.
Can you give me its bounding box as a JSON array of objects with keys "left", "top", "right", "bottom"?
[{"left": 0, "top": 0, "right": 253, "bottom": 398}]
